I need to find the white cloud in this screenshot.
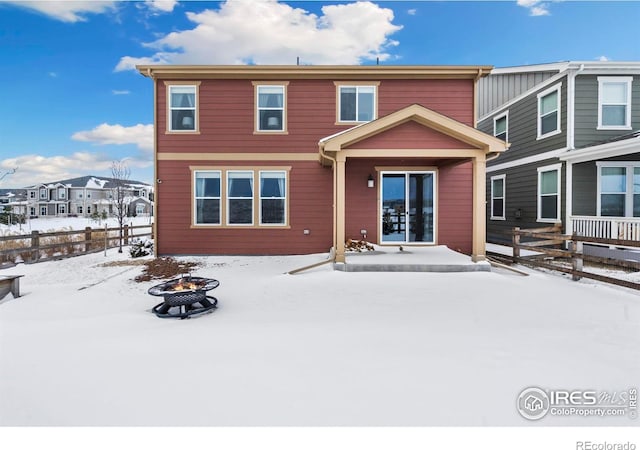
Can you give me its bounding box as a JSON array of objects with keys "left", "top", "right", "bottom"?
[
  {"left": 407, "top": 8, "right": 417, "bottom": 16},
  {"left": 2, "top": 0, "right": 118, "bottom": 23},
  {"left": 111, "top": 90, "right": 131, "bottom": 95},
  {"left": 597, "top": 55, "right": 610, "bottom": 62},
  {"left": 116, "top": 0, "right": 402, "bottom": 70},
  {"left": 145, "top": 0, "right": 178, "bottom": 13},
  {"left": 72, "top": 123, "right": 154, "bottom": 152},
  {"left": 0, "top": 152, "right": 151, "bottom": 188},
  {"left": 48, "top": 72, "right": 57, "bottom": 78},
  {"left": 517, "top": 0, "right": 551, "bottom": 16}
]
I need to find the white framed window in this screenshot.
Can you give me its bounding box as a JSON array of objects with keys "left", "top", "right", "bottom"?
[
  {"left": 337, "top": 83, "right": 377, "bottom": 123},
  {"left": 87, "top": 206, "right": 91, "bottom": 214},
  {"left": 493, "top": 111, "right": 508, "bottom": 142},
  {"left": 167, "top": 83, "right": 199, "bottom": 132},
  {"left": 29, "top": 191, "right": 35, "bottom": 199},
  {"left": 194, "top": 171, "right": 221, "bottom": 225},
  {"left": 87, "top": 192, "right": 91, "bottom": 199},
  {"left": 30, "top": 207, "right": 35, "bottom": 216},
  {"left": 77, "top": 206, "right": 83, "bottom": 214},
  {"left": 39, "top": 188, "right": 46, "bottom": 199},
  {"left": 259, "top": 171, "right": 287, "bottom": 225},
  {"left": 597, "top": 162, "right": 640, "bottom": 217},
  {"left": 136, "top": 204, "right": 146, "bottom": 215},
  {"left": 256, "top": 84, "right": 286, "bottom": 132},
  {"left": 58, "top": 188, "right": 65, "bottom": 199},
  {"left": 537, "top": 84, "right": 561, "bottom": 139},
  {"left": 58, "top": 204, "right": 66, "bottom": 215},
  {"left": 227, "top": 171, "right": 254, "bottom": 225},
  {"left": 40, "top": 206, "right": 47, "bottom": 216},
  {"left": 537, "top": 163, "right": 562, "bottom": 222},
  {"left": 598, "top": 76, "right": 633, "bottom": 130},
  {"left": 490, "top": 174, "right": 506, "bottom": 220}
]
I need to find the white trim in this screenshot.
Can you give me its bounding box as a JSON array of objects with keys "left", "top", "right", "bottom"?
[
  {"left": 477, "top": 72, "right": 567, "bottom": 123},
  {"left": 227, "top": 170, "right": 255, "bottom": 226},
  {"left": 559, "top": 136, "right": 640, "bottom": 163},
  {"left": 537, "top": 83, "right": 562, "bottom": 140},
  {"left": 193, "top": 170, "right": 222, "bottom": 226},
  {"left": 168, "top": 84, "right": 198, "bottom": 133},
  {"left": 338, "top": 85, "right": 377, "bottom": 123},
  {"left": 565, "top": 161, "right": 573, "bottom": 235},
  {"left": 490, "top": 174, "right": 506, "bottom": 220},
  {"left": 493, "top": 111, "right": 508, "bottom": 142},
  {"left": 486, "top": 147, "right": 568, "bottom": 173},
  {"left": 537, "top": 163, "right": 562, "bottom": 223},
  {"left": 597, "top": 76, "right": 633, "bottom": 130},
  {"left": 596, "top": 162, "right": 640, "bottom": 217},
  {"left": 256, "top": 84, "right": 286, "bottom": 132}
]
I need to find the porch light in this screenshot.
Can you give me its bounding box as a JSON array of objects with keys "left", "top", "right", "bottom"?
[{"left": 367, "top": 174, "right": 374, "bottom": 188}]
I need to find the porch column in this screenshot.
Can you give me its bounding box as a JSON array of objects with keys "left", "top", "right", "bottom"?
[
  {"left": 471, "top": 156, "right": 486, "bottom": 262},
  {"left": 335, "top": 154, "right": 347, "bottom": 263}
]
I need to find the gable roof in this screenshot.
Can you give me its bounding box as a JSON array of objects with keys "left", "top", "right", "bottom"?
[
  {"left": 24, "top": 175, "right": 151, "bottom": 190},
  {"left": 319, "top": 104, "right": 509, "bottom": 157}
]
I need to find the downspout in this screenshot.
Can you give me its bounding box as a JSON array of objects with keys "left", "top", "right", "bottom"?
[
  {"left": 152, "top": 71, "right": 159, "bottom": 258},
  {"left": 565, "top": 64, "right": 584, "bottom": 238},
  {"left": 319, "top": 144, "right": 338, "bottom": 263}
]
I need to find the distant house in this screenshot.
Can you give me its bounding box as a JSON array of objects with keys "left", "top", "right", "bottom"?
[
  {"left": 477, "top": 61, "right": 640, "bottom": 244},
  {"left": 138, "top": 65, "right": 507, "bottom": 261},
  {"left": 0, "top": 189, "right": 27, "bottom": 215},
  {"left": 24, "top": 175, "right": 154, "bottom": 219}
]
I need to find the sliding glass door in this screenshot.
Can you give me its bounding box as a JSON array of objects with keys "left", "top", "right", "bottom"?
[{"left": 381, "top": 172, "right": 435, "bottom": 244}]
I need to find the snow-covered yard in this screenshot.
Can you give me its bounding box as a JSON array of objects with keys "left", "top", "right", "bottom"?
[{"left": 0, "top": 248, "right": 638, "bottom": 426}]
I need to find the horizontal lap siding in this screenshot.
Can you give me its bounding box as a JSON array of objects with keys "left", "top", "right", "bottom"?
[
  {"left": 438, "top": 162, "right": 473, "bottom": 254},
  {"left": 156, "top": 160, "right": 333, "bottom": 255},
  {"left": 486, "top": 158, "right": 565, "bottom": 243},
  {"left": 346, "top": 120, "right": 475, "bottom": 150},
  {"left": 575, "top": 75, "right": 640, "bottom": 148}
]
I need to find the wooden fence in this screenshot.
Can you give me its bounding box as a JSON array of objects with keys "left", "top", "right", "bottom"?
[
  {"left": 0, "top": 224, "right": 153, "bottom": 264},
  {"left": 508, "top": 226, "right": 640, "bottom": 291}
]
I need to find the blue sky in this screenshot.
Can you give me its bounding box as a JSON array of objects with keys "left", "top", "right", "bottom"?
[{"left": 1, "top": 0, "right": 639, "bottom": 188}]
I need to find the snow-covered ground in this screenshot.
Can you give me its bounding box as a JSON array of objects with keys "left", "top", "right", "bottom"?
[
  {"left": 0, "top": 216, "right": 153, "bottom": 235},
  {"left": 0, "top": 248, "right": 638, "bottom": 426}
]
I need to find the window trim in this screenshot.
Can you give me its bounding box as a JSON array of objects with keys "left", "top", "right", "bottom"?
[
  {"left": 597, "top": 76, "right": 633, "bottom": 130},
  {"left": 493, "top": 111, "right": 508, "bottom": 142},
  {"left": 253, "top": 81, "right": 289, "bottom": 134},
  {"left": 490, "top": 174, "right": 506, "bottom": 220},
  {"left": 190, "top": 166, "right": 291, "bottom": 229},
  {"left": 259, "top": 170, "right": 287, "bottom": 226},
  {"left": 193, "top": 170, "right": 222, "bottom": 226},
  {"left": 164, "top": 81, "right": 201, "bottom": 134},
  {"left": 537, "top": 83, "right": 562, "bottom": 140},
  {"left": 334, "top": 81, "right": 380, "bottom": 125},
  {"left": 596, "top": 161, "right": 640, "bottom": 217},
  {"left": 537, "top": 163, "right": 562, "bottom": 223},
  {"left": 227, "top": 170, "right": 255, "bottom": 226}
]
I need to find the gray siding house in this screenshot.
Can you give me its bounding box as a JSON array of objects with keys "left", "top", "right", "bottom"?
[
  {"left": 25, "top": 175, "right": 154, "bottom": 219},
  {"left": 477, "top": 61, "right": 640, "bottom": 244}
]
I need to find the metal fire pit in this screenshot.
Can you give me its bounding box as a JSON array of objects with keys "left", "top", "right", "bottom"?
[{"left": 148, "top": 276, "right": 219, "bottom": 319}]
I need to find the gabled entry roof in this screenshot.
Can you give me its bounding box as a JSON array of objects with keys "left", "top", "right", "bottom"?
[{"left": 319, "top": 104, "right": 509, "bottom": 157}]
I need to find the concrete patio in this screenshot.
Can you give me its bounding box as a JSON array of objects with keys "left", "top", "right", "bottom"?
[{"left": 334, "top": 245, "right": 491, "bottom": 272}]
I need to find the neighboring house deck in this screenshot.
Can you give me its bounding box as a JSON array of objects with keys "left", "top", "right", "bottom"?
[
  {"left": 24, "top": 175, "right": 154, "bottom": 219},
  {"left": 477, "top": 61, "right": 640, "bottom": 244},
  {"left": 138, "top": 65, "right": 507, "bottom": 262}
]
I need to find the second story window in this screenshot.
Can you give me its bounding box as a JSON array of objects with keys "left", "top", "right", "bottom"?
[
  {"left": 494, "top": 112, "right": 508, "bottom": 141},
  {"left": 167, "top": 83, "right": 199, "bottom": 132},
  {"left": 598, "top": 77, "right": 632, "bottom": 130},
  {"left": 39, "top": 188, "right": 46, "bottom": 200},
  {"left": 336, "top": 83, "right": 378, "bottom": 123},
  {"left": 58, "top": 188, "right": 65, "bottom": 199},
  {"left": 255, "top": 84, "right": 286, "bottom": 132},
  {"left": 30, "top": 191, "right": 35, "bottom": 199},
  {"left": 537, "top": 84, "right": 561, "bottom": 139}
]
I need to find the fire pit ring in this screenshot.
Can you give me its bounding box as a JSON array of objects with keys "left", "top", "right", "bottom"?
[{"left": 148, "top": 276, "right": 219, "bottom": 319}]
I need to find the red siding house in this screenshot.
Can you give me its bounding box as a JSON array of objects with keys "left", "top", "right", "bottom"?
[{"left": 137, "top": 65, "right": 508, "bottom": 263}]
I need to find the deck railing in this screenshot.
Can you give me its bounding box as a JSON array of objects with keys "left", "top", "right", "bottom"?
[{"left": 570, "top": 216, "right": 640, "bottom": 241}]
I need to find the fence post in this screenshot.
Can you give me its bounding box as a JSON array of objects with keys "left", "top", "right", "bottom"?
[
  {"left": 31, "top": 230, "right": 40, "bottom": 263},
  {"left": 571, "top": 240, "right": 583, "bottom": 281},
  {"left": 124, "top": 224, "right": 129, "bottom": 245},
  {"left": 85, "top": 226, "right": 92, "bottom": 253},
  {"left": 512, "top": 227, "right": 520, "bottom": 263}
]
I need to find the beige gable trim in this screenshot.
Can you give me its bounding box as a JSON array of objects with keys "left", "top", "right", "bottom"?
[{"left": 319, "top": 104, "right": 509, "bottom": 155}]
